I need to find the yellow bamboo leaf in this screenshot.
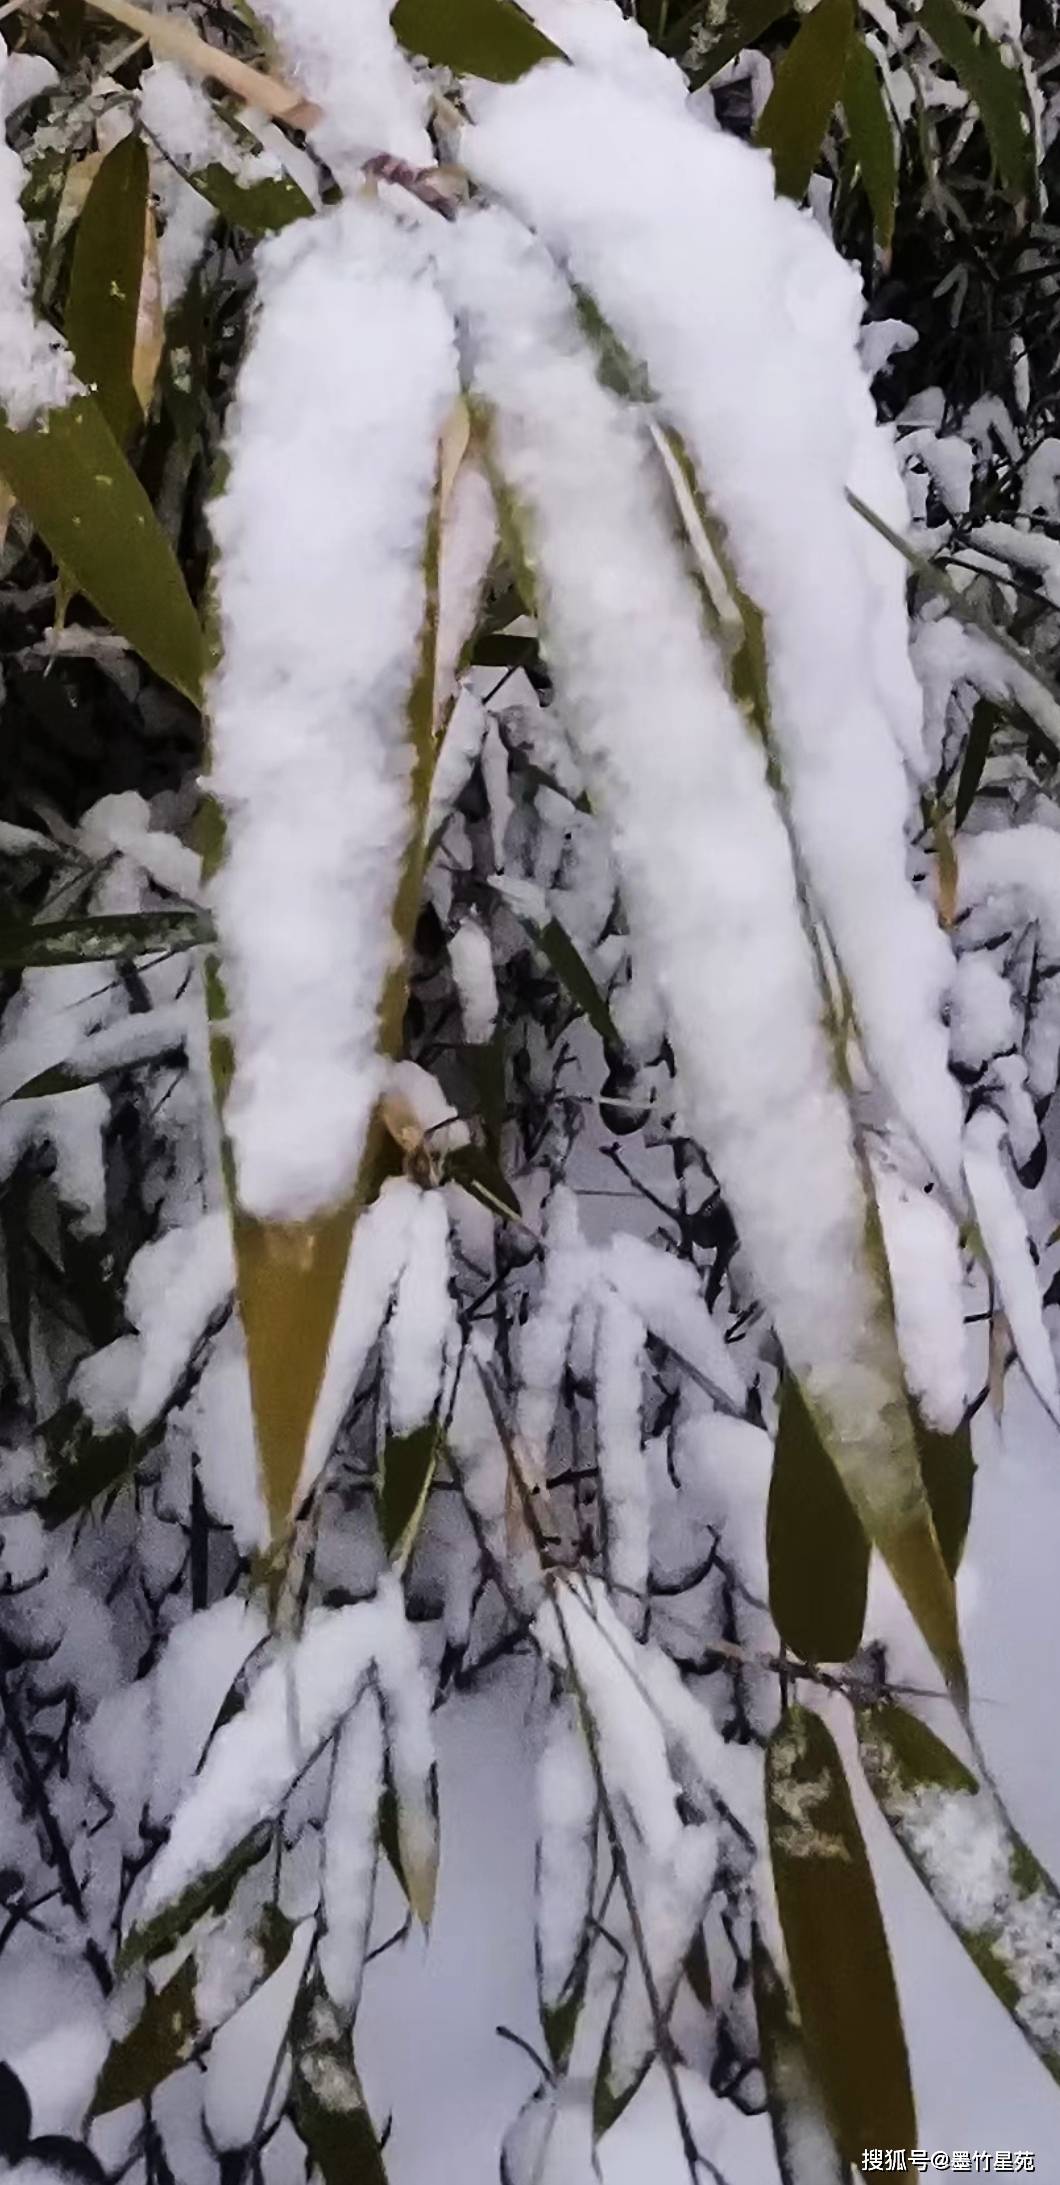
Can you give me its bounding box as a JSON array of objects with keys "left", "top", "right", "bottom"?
[
  {"left": 84, "top": 0, "right": 305, "bottom": 120},
  {"left": 132, "top": 206, "right": 164, "bottom": 417}
]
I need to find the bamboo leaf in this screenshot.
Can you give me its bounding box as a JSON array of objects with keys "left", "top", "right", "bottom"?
[
  {"left": 187, "top": 161, "right": 313, "bottom": 236},
  {"left": 755, "top": 0, "right": 855, "bottom": 202},
  {"left": 391, "top": 0, "right": 566, "bottom": 80},
  {"left": 913, "top": 1408, "right": 975, "bottom": 1578},
  {"left": 64, "top": 131, "right": 148, "bottom": 446},
  {"left": 954, "top": 696, "right": 1002, "bottom": 828},
  {"left": 378, "top": 1421, "right": 446, "bottom": 1567},
  {"left": 917, "top": 0, "right": 1034, "bottom": 205},
  {"left": 767, "top": 1376, "right": 869, "bottom": 1663},
  {"left": 92, "top": 1960, "right": 197, "bottom": 2116},
  {"left": 752, "top": 1934, "right": 852, "bottom": 2184},
  {"left": 842, "top": 34, "right": 897, "bottom": 255},
  {"left": 291, "top": 1974, "right": 389, "bottom": 2185},
  {"left": 0, "top": 911, "right": 209, "bottom": 969},
  {"left": 39, "top": 1403, "right": 162, "bottom": 1528},
  {"left": 0, "top": 396, "right": 204, "bottom": 703},
  {"left": 766, "top": 1706, "right": 916, "bottom": 2162},
  {"left": 857, "top": 1702, "right": 1060, "bottom": 2085},
  {"left": 122, "top": 1825, "right": 272, "bottom": 1969},
  {"left": 534, "top": 916, "right": 618, "bottom": 1046},
  {"left": 684, "top": 0, "right": 793, "bottom": 85}
]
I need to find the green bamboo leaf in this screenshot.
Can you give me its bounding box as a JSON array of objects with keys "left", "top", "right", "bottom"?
[
  {"left": 0, "top": 910, "right": 209, "bottom": 969},
  {"left": 0, "top": 396, "right": 204, "bottom": 702},
  {"left": 857, "top": 1702, "right": 1060, "bottom": 2085},
  {"left": 64, "top": 131, "right": 148, "bottom": 445},
  {"left": 755, "top": 0, "right": 855, "bottom": 202},
  {"left": 92, "top": 1960, "right": 197, "bottom": 2116},
  {"left": 766, "top": 1706, "right": 916, "bottom": 2162},
  {"left": 842, "top": 34, "right": 897, "bottom": 254},
  {"left": 752, "top": 1933, "right": 852, "bottom": 2184},
  {"left": 39, "top": 1402, "right": 163, "bottom": 1528},
  {"left": 122, "top": 1825, "right": 272, "bottom": 1969},
  {"left": 954, "top": 696, "right": 1002, "bottom": 828},
  {"left": 683, "top": 0, "right": 793, "bottom": 84},
  {"left": 188, "top": 160, "right": 313, "bottom": 236},
  {"left": 917, "top": 0, "right": 1034, "bottom": 205},
  {"left": 913, "top": 1408, "right": 974, "bottom": 1577},
  {"left": 378, "top": 1421, "right": 446, "bottom": 1566},
  {"left": 767, "top": 1376, "right": 869, "bottom": 1663},
  {"left": 537, "top": 916, "right": 619, "bottom": 1046},
  {"left": 391, "top": 0, "right": 566, "bottom": 79},
  {"left": 291, "top": 1972, "right": 389, "bottom": 2185}
]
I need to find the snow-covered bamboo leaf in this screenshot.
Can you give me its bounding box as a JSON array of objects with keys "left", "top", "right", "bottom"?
[
  {"left": 752, "top": 1934, "right": 852, "bottom": 2184},
  {"left": 457, "top": 143, "right": 965, "bottom": 1704},
  {"left": 842, "top": 34, "right": 897, "bottom": 256},
  {"left": 0, "top": 397, "right": 204, "bottom": 703},
  {"left": 391, "top": 0, "right": 566, "bottom": 80},
  {"left": 857, "top": 1702, "right": 1060, "bottom": 2085},
  {"left": 536, "top": 1696, "right": 596, "bottom": 2070},
  {"left": 320, "top": 1691, "right": 384, "bottom": 2017},
  {"left": 917, "top": 0, "right": 1034, "bottom": 206},
  {"left": 754, "top": 0, "right": 854, "bottom": 202},
  {"left": 766, "top": 1706, "right": 916, "bottom": 2162},
  {"left": 92, "top": 1960, "right": 197, "bottom": 2116},
  {"left": 378, "top": 1421, "right": 446, "bottom": 1567},
  {"left": 767, "top": 1377, "right": 869, "bottom": 1664},
  {"left": 685, "top": 0, "right": 792, "bottom": 86},
  {"left": 131, "top": 1593, "right": 410, "bottom": 1950},
  {"left": 0, "top": 911, "right": 208, "bottom": 969},
  {"left": 186, "top": 162, "right": 313, "bottom": 237},
  {"left": 291, "top": 1975, "right": 389, "bottom": 2185},
  {"left": 124, "top": 1825, "right": 272, "bottom": 1970},
  {"left": 63, "top": 132, "right": 148, "bottom": 447},
  {"left": 94, "top": 1905, "right": 294, "bottom": 2115},
  {"left": 964, "top": 1107, "right": 1060, "bottom": 1421}
]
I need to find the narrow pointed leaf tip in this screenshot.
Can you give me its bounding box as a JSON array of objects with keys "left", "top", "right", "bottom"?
[
  {"left": 391, "top": 0, "right": 567, "bottom": 80},
  {"left": 755, "top": 0, "right": 855, "bottom": 201}
]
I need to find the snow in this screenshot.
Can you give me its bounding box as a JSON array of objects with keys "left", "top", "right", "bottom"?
[
  {"left": 872, "top": 1151, "right": 969, "bottom": 1432},
  {"left": 518, "top": 0, "right": 688, "bottom": 108},
  {"left": 964, "top": 1106, "right": 1059, "bottom": 1420},
  {"left": 320, "top": 1686, "right": 384, "bottom": 2014},
  {"left": 208, "top": 198, "right": 457, "bottom": 1220},
  {"left": 957, "top": 825, "right": 1060, "bottom": 1099},
  {"left": 535, "top": 1578, "right": 683, "bottom": 1862},
  {"left": 124, "top": 1210, "right": 234, "bottom": 1431},
  {"left": 593, "top": 1290, "right": 649, "bottom": 1623},
  {"left": 138, "top": 1580, "right": 428, "bottom": 1927},
  {"left": 462, "top": 69, "right": 964, "bottom": 1200},
  {"left": 535, "top": 1696, "right": 596, "bottom": 2010},
  {"left": 445, "top": 203, "right": 907, "bottom": 1485},
  {"left": 298, "top": 1177, "right": 421, "bottom": 1503},
  {"left": 448, "top": 918, "right": 498, "bottom": 1044},
  {"left": 251, "top": 0, "right": 430, "bottom": 177},
  {"left": 140, "top": 60, "right": 278, "bottom": 182},
  {"left": 0, "top": 39, "right": 78, "bottom": 427},
  {"left": 603, "top": 1234, "right": 745, "bottom": 1411},
  {"left": 387, "top": 1188, "right": 452, "bottom": 1438},
  {"left": 435, "top": 452, "right": 496, "bottom": 726}
]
